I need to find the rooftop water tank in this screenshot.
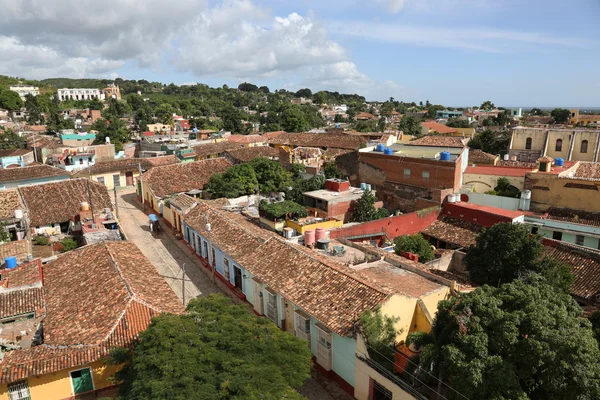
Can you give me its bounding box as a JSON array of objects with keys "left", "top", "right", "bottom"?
[
  {"left": 447, "top": 194, "right": 456, "bottom": 203},
  {"left": 376, "top": 143, "right": 385, "bottom": 152},
  {"left": 503, "top": 154, "right": 509, "bottom": 161},
  {"left": 521, "top": 190, "right": 532, "bottom": 199},
  {"left": 315, "top": 228, "right": 327, "bottom": 241},
  {"left": 317, "top": 239, "right": 330, "bottom": 251},
  {"left": 304, "top": 230, "right": 316, "bottom": 247},
  {"left": 440, "top": 151, "right": 451, "bottom": 161},
  {"left": 81, "top": 201, "right": 90, "bottom": 211},
  {"left": 360, "top": 183, "right": 367, "bottom": 190},
  {"left": 454, "top": 193, "right": 462, "bottom": 203},
  {"left": 383, "top": 148, "right": 393, "bottom": 155},
  {"left": 366, "top": 184, "right": 372, "bottom": 191},
  {"left": 4, "top": 256, "right": 17, "bottom": 270},
  {"left": 14, "top": 209, "right": 23, "bottom": 219},
  {"left": 555, "top": 158, "right": 565, "bottom": 167}
]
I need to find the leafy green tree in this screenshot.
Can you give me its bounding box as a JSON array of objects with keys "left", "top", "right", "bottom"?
[
  {"left": 294, "top": 88, "right": 312, "bottom": 98},
  {"left": 377, "top": 117, "right": 386, "bottom": 132},
  {"left": 258, "top": 85, "right": 270, "bottom": 94},
  {"left": 494, "top": 177, "right": 520, "bottom": 198},
  {"left": 394, "top": 234, "right": 435, "bottom": 262},
  {"left": 380, "top": 101, "right": 394, "bottom": 118},
  {"left": 60, "top": 237, "right": 79, "bottom": 252},
  {"left": 259, "top": 200, "right": 308, "bottom": 221},
  {"left": 154, "top": 103, "right": 176, "bottom": 121},
  {"left": 0, "top": 89, "right": 23, "bottom": 111},
  {"left": 207, "top": 163, "right": 259, "bottom": 198},
  {"left": 468, "top": 129, "right": 510, "bottom": 154},
  {"left": 0, "top": 131, "right": 27, "bottom": 150},
  {"left": 529, "top": 107, "right": 547, "bottom": 116},
  {"left": 445, "top": 119, "right": 470, "bottom": 128},
  {"left": 359, "top": 308, "right": 401, "bottom": 370},
  {"left": 352, "top": 190, "right": 389, "bottom": 222},
  {"left": 24, "top": 94, "right": 44, "bottom": 124},
  {"left": 281, "top": 107, "right": 310, "bottom": 132},
  {"left": 312, "top": 91, "right": 328, "bottom": 105},
  {"left": 92, "top": 114, "right": 130, "bottom": 152},
  {"left": 285, "top": 175, "right": 325, "bottom": 204},
  {"left": 480, "top": 100, "right": 495, "bottom": 110},
  {"left": 250, "top": 157, "right": 292, "bottom": 193},
  {"left": 426, "top": 104, "right": 445, "bottom": 119},
  {"left": 290, "top": 163, "right": 306, "bottom": 179},
  {"left": 238, "top": 82, "right": 259, "bottom": 92},
  {"left": 420, "top": 277, "right": 600, "bottom": 400},
  {"left": 106, "top": 294, "right": 312, "bottom": 400},
  {"left": 0, "top": 223, "right": 10, "bottom": 243},
  {"left": 323, "top": 162, "right": 343, "bottom": 179},
  {"left": 465, "top": 222, "right": 573, "bottom": 290},
  {"left": 551, "top": 108, "right": 571, "bottom": 124},
  {"left": 354, "top": 120, "right": 377, "bottom": 132},
  {"left": 398, "top": 115, "right": 422, "bottom": 136}
]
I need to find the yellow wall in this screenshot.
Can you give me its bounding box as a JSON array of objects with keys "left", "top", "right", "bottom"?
[
  {"left": 92, "top": 170, "right": 140, "bottom": 190},
  {"left": 0, "top": 360, "right": 120, "bottom": 400},
  {"left": 545, "top": 131, "right": 570, "bottom": 159},
  {"left": 259, "top": 217, "right": 285, "bottom": 231},
  {"left": 140, "top": 180, "right": 161, "bottom": 214},
  {"left": 511, "top": 128, "right": 599, "bottom": 162},
  {"left": 511, "top": 128, "right": 546, "bottom": 152},
  {"left": 419, "top": 288, "right": 450, "bottom": 322},
  {"left": 570, "top": 130, "right": 598, "bottom": 162},
  {"left": 529, "top": 173, "right": 600, "bottom": 212},
  {"left": 163, "top": 202, "right": 175, "bottom": 228},
  {"left": 463, "top": 173, "right": 525, "bottom": 192},
  {"left": 285, "top": 219, "right": 343, "bottom": 234}
]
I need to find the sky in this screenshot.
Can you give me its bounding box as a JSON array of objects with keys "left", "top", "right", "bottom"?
[{"left": 0, "top": 0, "right": 598, "bottom": 107}]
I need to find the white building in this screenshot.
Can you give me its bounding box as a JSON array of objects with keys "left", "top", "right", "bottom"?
[
  {"left": 57, "top": 88, "right": 105, "bottom": 101},
  {"left": 9, "top": 85, "right": 39, "bottom": 99}
]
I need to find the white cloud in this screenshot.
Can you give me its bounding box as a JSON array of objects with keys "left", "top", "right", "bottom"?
[{"left": 376, "top": 0, "right": 407, "bottom": 14}]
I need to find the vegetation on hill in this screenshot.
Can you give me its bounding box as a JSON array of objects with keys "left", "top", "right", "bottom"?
[{"left": 352, "top": 190, "right": 390, "bottom": 222}]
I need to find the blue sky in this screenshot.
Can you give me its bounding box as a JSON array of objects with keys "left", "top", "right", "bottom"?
[{"left": 1, "top": 0, "right": 598, "bottom": 106}]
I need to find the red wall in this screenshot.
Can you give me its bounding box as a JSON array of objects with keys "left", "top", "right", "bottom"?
[
  {"left": 330, "top": 207, "right": 440, "bottom": 240},
  {"left": 441, "top": 203, "right": 514, "bottom": 227}
]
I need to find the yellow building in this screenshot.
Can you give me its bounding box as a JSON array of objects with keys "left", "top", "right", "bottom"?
[
  {"left": 509, "top": 127, "right": 600, "bottom": 163},
  {"left": 569, "top": 109, "right": 600, "bottom": 126},
  {"left": 0, "top": 242, "right": 184, "bottom": 400},
  {"left": 73, "top": 158, "right": 148, "bottom": 189}
]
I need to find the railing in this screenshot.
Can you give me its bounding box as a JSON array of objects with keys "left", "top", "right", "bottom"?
[{"left": 357, "top": 354, "right": 428, "bottom": 400}]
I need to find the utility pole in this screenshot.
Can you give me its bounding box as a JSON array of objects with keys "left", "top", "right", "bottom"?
[
  {"left": 113, "top": 185, "right": 119, "bottom": 221},
  {"left": 182, "top": 263, "right": 186, "bottom": 306},
  {"left": 205, "top": 214, "right": 214, "bottom": 283},
  {"left": 138, "top": 161, "right": 145, "bottom": 211}
]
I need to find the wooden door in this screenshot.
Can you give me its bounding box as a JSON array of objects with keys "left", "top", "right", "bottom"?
[
  {"left": 125, "top": 171, "right": 134, "bottom": 186},
  {"left": 284, "top": 300, "right": 295, "bottom": 334},
  {"left": 234, "top": 266, "right": 243, "bottom": 289}
]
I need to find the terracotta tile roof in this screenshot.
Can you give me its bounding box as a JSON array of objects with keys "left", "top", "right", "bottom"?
[
  {"left": 169, "top": 193, "right": 198, "bottom": 211},
  {"left": 0, "top": 165, "right": 68, "bottom": 184},
  {"left": 227, "top": 134, "right": 263, "bottom": 143},
  {"left": 0, "top": 242, "right": 183, "bottom": 384},
  {"left": 185, "top": 203, "right": 270, "bottom": 260},
  {"left": 497, "top": 160, "right": 538, "bottom": 168},
  {"left": 421, "top": 121, "right": 457, "bottom": 135},
  {"left": 143, "top": 158, "right": 231, "bottom": 198},
  {"left": 537, "top": 156, "right": 554, "bottom": 162},
  {"left": 545, "top": 208, "right": 600, "bottom": 227},
  {"left": 1, "top": 259, "right": 43, "bottom": 289},
  {"left": 543, "top": 239, "right": 600, "bottom": 301},
  {"left": 573, "top": 162, "right": 600, "bottom": 180},
  {"left": 237, "top": 238, "right": 389, "bottom": 336},
  {"left": 0, "top": 288, "right": 44, "bottom": 319},
  {"left": 0, "top": 190, "right": 23, "bottom": 220},
  {"left": 0, "top": 240, "right": 28, "bottom": 262},
  {"left": 193, "top": 142, "right": 240, "bottom": 158},
  {"left": 27, "top": 136, "right": 62, "bottom": 149},
  {"left": 144, "top": 155, "right": 180, "bottom": 167},
  {"left": 356, "top": 112, "right": 376, "bottom": 120},
  {"left": 0, "top": 149, "right": 32, "bottom": 157},
  {"left": 268, "top": 133, "right": 365, "bottom": 150},
  {"left": 225, "top": 146, "right": 279, "bottom": 163},
  {"left": 73, "top": 158, "right": 148, "bottom": 176},
  {"left": 421, "top": 215, "right": 481, "bottom": 248},
  {"left": 261, "top": 131, "right": 285, "bottom": 139},
  {"left": 407, "top": 136, "right": 467, "bottom": 148},
  {"left": 19, "top": 179, "right": 112, "bottom": 227},
  {"left": 468, "top": 149, "right": 498, "bottom": 164}
]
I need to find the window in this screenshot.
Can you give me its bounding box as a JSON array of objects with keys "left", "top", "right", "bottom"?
[
  {"left": 202, "top": 241, "right": 208, "bottom": 259},
  {"left": 370, "top": 379, "right": 393, "bottom": 400},
  {"left": 113, "top": 174, "right": 121, "bottom": 188},
  {"left": 404, "top": 168, "right": 411, "bottom": 176},
  {"left": 8, "top": 381, "right": 30, "bottom": 400},
  {"left": 422, "top": 170, "right": 430, "bottom": 180},
  {"left": 70, "top": 368, "right": 94, "bottom": 395},
  {"left": 96, "top": 176, "right": 105, "bottom": 186},
  {"left": 553, "top": 231, "right": 563, "bottom": 241},
  {"left": 266, "top": 289, "right": 278, "bottom": 323},
  {"left": 316, "top": 324, "right": 333, "bottom": 371},
  {"left": 525, "top": 137, "right": 532, "bottom": 150},
  {"left": 222, "top": 257, "right": 230, "bottom": 280},
  {"left": 555, "top": 139, "right": 563, "bottom": 152},
  {"left": 581, "top": 140, "right": 589, "bottom": 153},
  {"left": 576, "top": 235, "right": 585, "bottom": 246},
  {"left": 211, "top": 247, "right": 216, "bottom": 267},
  {"left": 294, "top": 310, "right": 311, "bottom": 343}
]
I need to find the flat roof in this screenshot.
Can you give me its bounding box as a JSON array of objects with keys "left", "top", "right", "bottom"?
[
  {"left": 452, "top": 202, "right": 525, "bottom": 219},
  {"left": 304, "top": 187, "right": 366, "bottom": 202}
]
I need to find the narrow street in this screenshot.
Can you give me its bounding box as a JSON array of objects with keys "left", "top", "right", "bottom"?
[
  {"left": 114, "top": 187, "right": 220, "bottom": 305},
  {"left": 112, "top": 187, "right": 350, "bottom": 400}
]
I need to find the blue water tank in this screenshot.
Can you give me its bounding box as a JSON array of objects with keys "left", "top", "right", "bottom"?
[
  {"left": 440, "top": 151, "right": 451, "bottom": 161},
  {"left": 335, "top": 123, "right": 341, "bottom": 128},
  {"left": 4, "top": 256, "right": 17, "bottom": 270},
  {"left": 555, "top": 157, "right": 564, "bottom": 167},
  {"left": 376, "top": 143, "right": 385, "bottom": 152},
  {"left": 383, "top": 148, "right": 393, "bottom": 155},
  {"left": 360, "top": 183, "right": 367, "bottom": 190}
]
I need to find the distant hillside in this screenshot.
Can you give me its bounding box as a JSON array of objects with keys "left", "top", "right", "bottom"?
[
  {"left": 0, "top": 75, "right": 55, "bottom": 94},
  {"left": 40, "top": 78, "right": 113, "bottom": 89}
]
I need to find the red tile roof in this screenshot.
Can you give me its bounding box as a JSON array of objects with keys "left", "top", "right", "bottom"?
[
  {"left": 448, "top": 202, "right": 524, "bottom": 220},
  {"left": 421, "top": 215, "right": 481, "bottom": 248},
  {"left": 144, "top": 155, "right": 180, "bottom": 167},
  {"left": 19, "top": 179, "right": 112, "bottom": 227},
  {"left": 0, "top": 288, "right": 44, "bottom": 319},
  {"left": 544, "top": 208, "right": 600, "bottom": 227},
  {"left": 406, "top": 136, "right": 467, "bottom": 148},
  {"left": 0, "top": 165, "right": 68, "bottom": 183},
  {"left": 143, "top": 158, "right": 232, "bottom": 198},
  {"left": 261, "top": 131, "right": 285, "bottom": 139},
  {"left": 0, "top": 149, "right": 32, "bottom": 157},
  {"left": 0, "top": 190, "right": 23, "bottom": 220},
  {"left": 421, "top": 121, "right": 457, "bottom": 134},
  {"left": 227, "top": 134, "right": 263, "bottom": 144},
  {"left": 464, "top": 165, "right": 533, "bottom": 177},
  {"left": 468, "top": 149, "right": 498, "bottom": 164},
  {"left": 193, "top": 141, "right": 240, "bottom": 158},
  {"left": 573, "top": 162, "right": 600, "bottom": 180},
  {"left": 0, "top": 240, "right": 29, "bottom": 262},
  {"left": 0, "top": 242, "right": 184, "bottom": 384},
  {"left": 268, "top": 133, "right": 365, "bottom": 150},
  {"left": 1, "top": 259, "right": 43, "bottom": 289},
  {"left": 225, "top": 146, "right": 279, "bottom": 163}
]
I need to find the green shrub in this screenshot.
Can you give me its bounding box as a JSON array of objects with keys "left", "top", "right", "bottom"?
[
  {"left": 33, "top": 236, "right": 49, "bottom": 246},
  {"left": 61, "top": 237, "right": 79, "bottom": 252},
  {"left": 393, "top": 234, "right": 435, "bottom": 262}
]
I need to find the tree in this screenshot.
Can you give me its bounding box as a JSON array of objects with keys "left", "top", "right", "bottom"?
[
  {"left": 445, "top": 119, "right": 470, "bottom": 128},
  {"left": 258, "top": 85, "right": 270, "bottom": 94},
  {"left": 0, "top": 223, "right": 10, "bottom": 243},
  {"left": 352, "top": 190, "right": 389, "bottom": 222},
  {"left": 324, "top": 162, "right": 344, "bottom": 179},
  {"left": 238, "top": 82, "right": 259, "bottom": 92},
  {"left": 0, "top": 89, "right": 23, "bottom": 111},
  {"left": 354, "top": 120, "right": 377, "bottom": 132},
  {"left": 259, "top": 200, "right": 308, "bottom": 221},
  {"left": 207, "top": 163, "right": 259, "bottom": 198},
  {"left": 294, "top": 88, "right": 312, "bottom": 98},
  {"left": 398, "top": 115, "right": 422, "bottom": 136},
  {"left": 394, "top": 234, "right": 435, "bottom": 262},
  {"left": 91, "top": 114, "right": 130, "bottom": 152},
  {"left": 154, "top": 103, "right": 176, "bottom": 121},
  {"left": 0, "top": 131, "right": 27, "bottom": 150},
  {"left": 290, "top": 163, "right": 306, "bottom": 179},
  {"left": 377, "top": 117, "right": 386, "bottom": 132},
  {"left": 281, "top": 107, "right": 309, "bottom": 132},
  {"left": 249, "top": 157, "right": 292, "bottom": 193},
  {"left": 380, "top": 102, "right": 394, "bottom": 118},
  {"left": 285, "top": 175, "right": 325, "bottom": 204},
  {"left": 359, "top": 308, "right": 401, "bottom": 370},
  {"left": 419, "top": 277, "right": 600, "bottom": 400},
  {"left": 24, "top": 94, "right": 44, "bottom": 124},
  {"left": 107, "top": 294, "right": 312, "bottom": 400},
  {"left": 494, "top": 177, "right": 520, "bottom": 198},
  {"left": 551, "top": 108, "right": 571, "bottom": 124},
  {"left": 468, "top": 129, "right": 510, "bottom": 155},
  {"left": 480, "top": 100, "right": 495, "bottom": 110},
  {"left": 312, "top": 91, "right": 328, "bottom": 105},
  {"left": 529, "top": 107, "right": 547, "bottom": 116},
  {"left": 465, "top": 222, "right": 573, "bottom": 290}
]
